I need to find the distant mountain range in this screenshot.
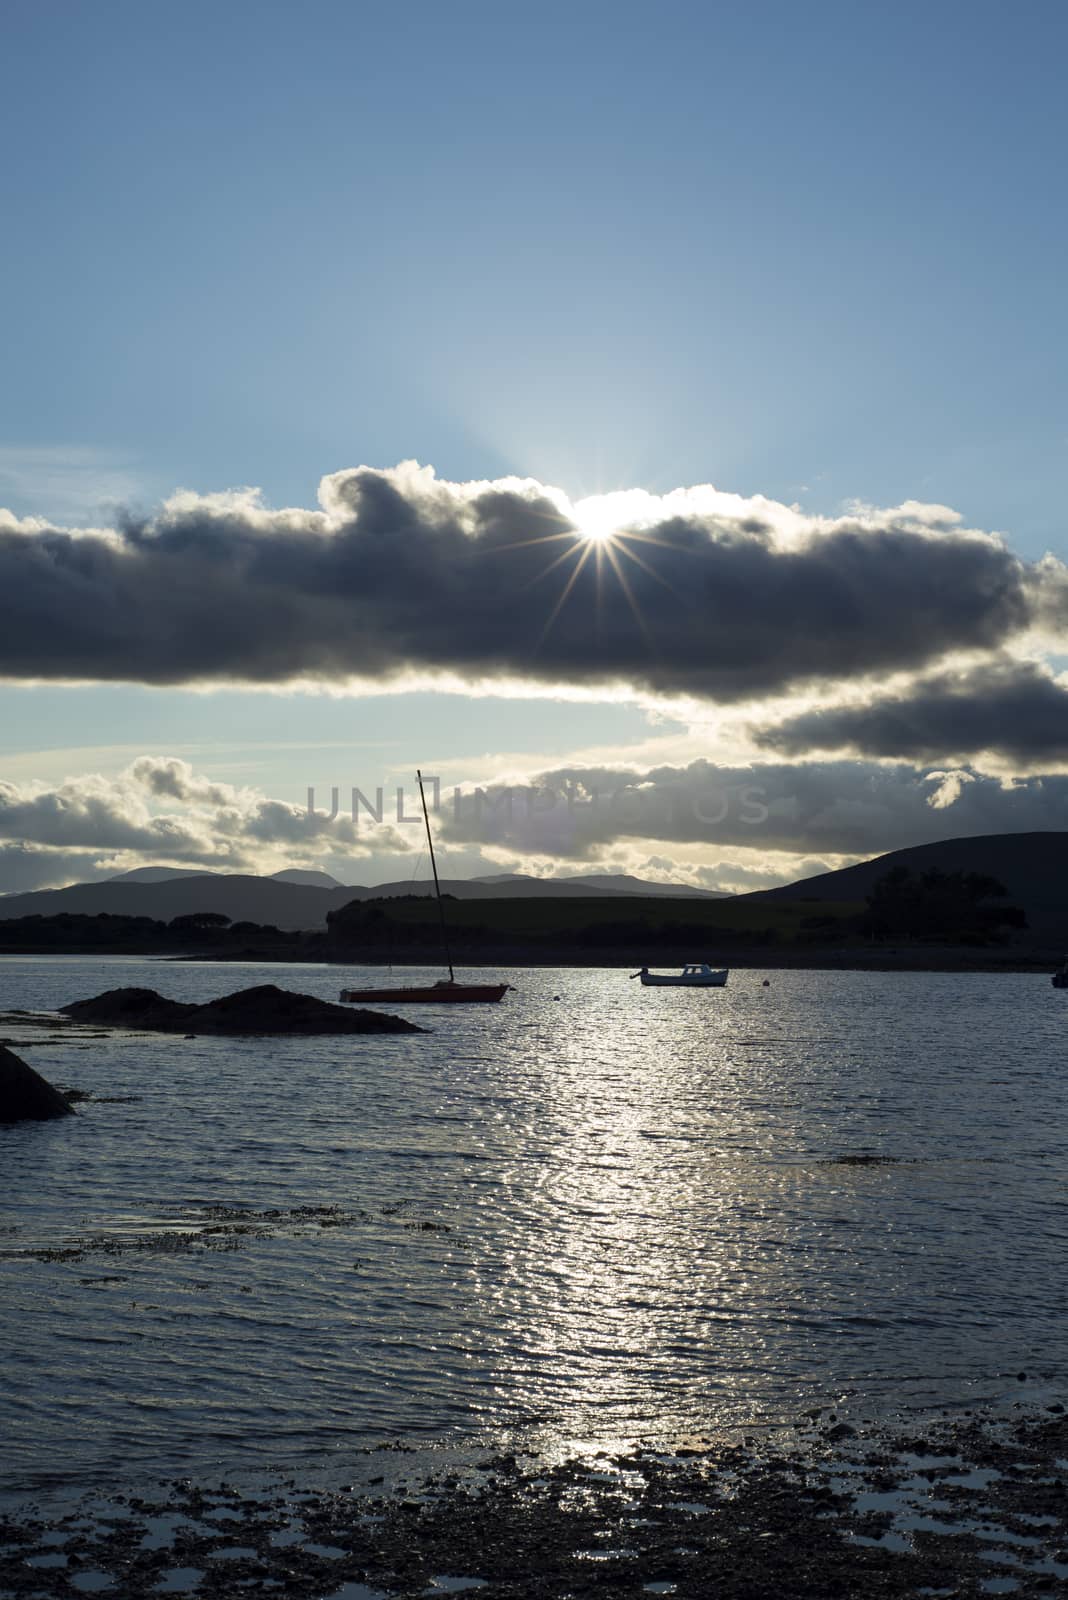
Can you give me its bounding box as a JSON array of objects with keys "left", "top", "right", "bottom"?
[
  {"left": 110, "top": 866, "right": 345, "bottom": 889},
  {"left": 0, "top": 867, "right": 725, "bottom": 930},
  {"left": 467, "top": 872, "right": 724, "bottom": 899},
  {"left": 7, "top": 835, "right": 1060, "bottom": 936}
]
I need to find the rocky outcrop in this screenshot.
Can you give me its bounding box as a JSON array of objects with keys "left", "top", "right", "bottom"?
[
  {"left": 60, "top": 983, "right": 424, "bottom": 1035},
  {"left": 60, "top": 987, "right": 196, "bottom": 1029},
  {"left": 0, "top": 1044, "right": 75, "bottom": 1122}
]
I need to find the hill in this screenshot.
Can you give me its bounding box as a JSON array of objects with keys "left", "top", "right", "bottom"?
[
  {"left": 112, "top": 866, "right": 346, "bottom": 889},
  {"left": 0, "top": 875, "right": 353, "bottom": 931},
  {"left": 269, "top": 869, "right": 345, "bottom": 888},
  {"left": 473, "top": 872, "right": 726, "bottom": 898},
  {"left": 0, "top": 869, "right": 720, "bottom": 929},
  {"left": 109, "top": 866, "right": 221, "bottom": 883},
  {"left": 0, "top": 884, "right": 1054, "bottom": 967},
  {"left": 4, "top": 835, "right": 1059, "bottom": 949},
  {"left": 104, "top": 866, "right": 721, "bottom": 898},
  {"left": 750, "top": 831, "right": 1068, "bottom": 937}
]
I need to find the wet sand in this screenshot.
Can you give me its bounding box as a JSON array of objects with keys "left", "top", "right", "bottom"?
[{"left": 4, "top": 1404, "right": 1068, "bottom": 1598}]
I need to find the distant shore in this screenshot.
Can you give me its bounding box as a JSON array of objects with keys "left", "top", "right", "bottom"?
[
  {"left": 0, "top": 940, "right": 1063, "bottom": 973},
  {"left": 171, "top": 945, "right": 1062, "bottom": 973}
]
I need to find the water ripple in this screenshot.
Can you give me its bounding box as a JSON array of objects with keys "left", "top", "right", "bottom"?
[{"left": 1, "top": 957, "right": 1066, "bottom": 1490}]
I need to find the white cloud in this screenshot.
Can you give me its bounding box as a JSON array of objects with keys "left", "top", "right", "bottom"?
[
  {"left": 0, "top": 757, "right": 414, "bottom": 892},
  {"left": 925, "top": 769, "right": 976, "bottom": 809}
]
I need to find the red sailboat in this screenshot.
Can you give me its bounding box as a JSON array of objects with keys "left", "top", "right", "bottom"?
[{"left": 339, "top": 770, "right": 511, "bottom": 1006}]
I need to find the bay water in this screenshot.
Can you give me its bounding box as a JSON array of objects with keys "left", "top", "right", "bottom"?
[{"left": 2, "top": 957, "right": 1066, "bottom": 1496}]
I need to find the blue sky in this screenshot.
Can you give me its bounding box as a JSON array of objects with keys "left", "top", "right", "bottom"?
[{"left": 2, "top": 1, "right": 1067, "bottom": 892}]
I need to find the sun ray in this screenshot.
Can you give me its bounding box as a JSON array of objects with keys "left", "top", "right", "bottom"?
[
  {"left": 612, "top": 534, "right": 684, "bottom": 598},
  {"left": 520, "top": 536, "right": 587, "bottom": 591},
  {"left": 610, "top": 526, "right": 697, "bottom": 554},
  {"left": 535, "top": 539, "right": 594, "bottom": 648},
  {"left": 483, "top": 492, "right": 699, "bottom": 656},
  {"left": 603, "top": 539, "right": 657, "bottom": 651},
  {"left": 482, "top": 528, "right": 577, "bottom": 556}
]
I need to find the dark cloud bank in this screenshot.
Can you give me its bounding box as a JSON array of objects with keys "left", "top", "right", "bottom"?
[
  {"left": 0, "top": 465, "right": 1061, "bottom": 700},
  {"left": 757, "top": 660, "right": 1068, "bottom": 764}
]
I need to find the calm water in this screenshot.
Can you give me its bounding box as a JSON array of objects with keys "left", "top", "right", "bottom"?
[{"left": 2, "top": 957, "right": 1067, "bottom": 1495}]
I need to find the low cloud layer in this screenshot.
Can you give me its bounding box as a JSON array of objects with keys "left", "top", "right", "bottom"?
[
  {"left": 437, "top": 757, "right": 1068, "bottom": 861},
  {"left": 755, "top": 660, "right": 1068, "bottom": 764},
  {"left": 4, "top": 750, "right": 1068, "bottom": 899},
  {"left": 0, "top": 463, "right": 1060, "bottom": 703},
  {"left": 0, "top": 758, "right": 412, "bottom": 892}
]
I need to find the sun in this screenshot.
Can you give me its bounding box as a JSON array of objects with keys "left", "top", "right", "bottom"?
[
  {"left": 570, "top": 499, "right": 620, "bottom": 544},
  {"left": 485, "top": 486, "right": 684, "bottom": 650}
]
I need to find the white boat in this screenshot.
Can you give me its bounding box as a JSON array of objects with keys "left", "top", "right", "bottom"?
[{"left": 630, "top": 963, "right": 728, "bottom": 987}]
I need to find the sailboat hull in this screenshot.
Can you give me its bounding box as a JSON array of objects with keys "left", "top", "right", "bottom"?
[
  {"left": 340, "top": 983, "right": 510, "bottom": 1004},
  {"left": 342, "top": 771, "right": 509, "bottom": 1005}
]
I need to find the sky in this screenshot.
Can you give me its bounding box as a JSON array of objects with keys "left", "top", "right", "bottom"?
[{"left": 1, "top": 0, "right": 1067, "bottom": 895}]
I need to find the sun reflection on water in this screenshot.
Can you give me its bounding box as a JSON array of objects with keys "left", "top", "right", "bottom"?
[{"left": 472, "top": 989, "right": 755, "bottom": 1446}]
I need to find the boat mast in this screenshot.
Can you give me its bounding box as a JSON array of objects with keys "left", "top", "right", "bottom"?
[{"left": 416, "top": 769, "right": 454, "bottom": 983}]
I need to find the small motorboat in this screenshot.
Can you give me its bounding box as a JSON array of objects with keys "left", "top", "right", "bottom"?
[
  {"left": 630, "top": 963, "right": 728, "bottom": 988},
  {"left": 1053, "top": 958, "right": 1068, "bottom": 989}
]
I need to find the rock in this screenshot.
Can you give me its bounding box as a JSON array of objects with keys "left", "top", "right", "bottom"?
[
  {"left": 0, "top": 1044, "right": 75, "bottom": 1122},
  {"left": 61, "top": 983, "right": 424, "bottom": 1035},
  {"left": 189, "top": 984, "right": 424, "bottom": 1035},
  {"left": 61, "top": 987, "right": 198, "bottom": 1029},
  {"left": 823, "top": 1154, "right": 901, "bottom": 1166}
]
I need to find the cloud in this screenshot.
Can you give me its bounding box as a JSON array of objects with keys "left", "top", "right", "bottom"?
[
  {"left": 0, "top": 843, "right": 110, "bottom": 894},
  {"left": 0, "top": 758, "right": 413, "bottom": 893},
  {"left": 436, "top": 756, "right": 1068, "bottom": 861},
  {"left": 0, "top": 462, "right": 1057, "bottom": 703},
  {"left": 0, "top": 771, "right": 222, "bottom": 859},
  {"left": 925, "top": 770, "right": 976, "bottom": 810},
  {"left": 754, "top": 660, "right": 1068, "bottom": 764},
  {"left": 2, "top": 749, "right": 1068, "bottom": 897},
  {"left": 689, "top": 854, "right": 844, "bottom": 893},
  {"left": 129, "top": 755, "right": 240, "bottom": 808}
]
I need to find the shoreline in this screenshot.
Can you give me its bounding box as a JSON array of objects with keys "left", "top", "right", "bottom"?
[
  {"left": 0, "top": 945, "right": 1063, "bottom": 974},
  {"left": 5, "top": 1401, "right": 1068, "bottom": 1597}
]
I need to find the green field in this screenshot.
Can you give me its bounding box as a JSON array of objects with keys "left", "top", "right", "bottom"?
[{"left": 334, "top": 895, "right": 866, "bottom": 946}]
